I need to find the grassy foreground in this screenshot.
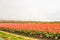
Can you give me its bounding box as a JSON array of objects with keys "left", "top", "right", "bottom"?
[{"left": 0, "top": 31, "right": 33, "bottom": 40}]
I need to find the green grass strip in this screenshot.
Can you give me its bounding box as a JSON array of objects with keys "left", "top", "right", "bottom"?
[{"left": 0, "top": 31, "right": 33, "bottom": 40}]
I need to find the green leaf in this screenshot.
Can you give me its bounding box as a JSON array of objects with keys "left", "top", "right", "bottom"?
[
  {"left": 56, "top": 33, "right": 60, "bottom": 38},
  {"left": 35, "top": 31, "right": 40, "bottom": 35}
]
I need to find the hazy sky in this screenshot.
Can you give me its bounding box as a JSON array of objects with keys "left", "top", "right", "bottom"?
[{"left": 0, "top": 0, "right": 60, "bottom": 21}]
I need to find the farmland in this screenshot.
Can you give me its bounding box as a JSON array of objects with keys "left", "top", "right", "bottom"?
[
  {"left": 0, "top": 23, "right": 60, "bottom": 34},
  {"left": 0, "top": 21, "right": 60, "bottom": 40},
  {"left": 0, "top": 31, "right": 33, "bottom": 40}
]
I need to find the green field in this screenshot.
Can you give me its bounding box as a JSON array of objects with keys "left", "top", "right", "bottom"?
[{"left": 0, "top": 31, "right": 32, "bottom": 40}]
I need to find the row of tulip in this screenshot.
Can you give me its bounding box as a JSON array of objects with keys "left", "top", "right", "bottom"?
[
  {"left": 0, "top": 23, "right": 60, "bottom": 40},
  {"left": 0, "top": 27, "right": 60, "bottom": 40}
]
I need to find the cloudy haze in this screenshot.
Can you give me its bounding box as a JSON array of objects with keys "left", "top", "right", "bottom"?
[{"left": 0, "top": 0, "right": 60, "bottom": 21}]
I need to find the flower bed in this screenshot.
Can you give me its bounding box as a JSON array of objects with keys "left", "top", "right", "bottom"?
[{"left": 0, "top": 23, "right": 60, "bottom": 40}]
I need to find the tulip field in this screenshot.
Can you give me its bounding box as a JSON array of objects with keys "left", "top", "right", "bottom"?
[
  {"left": 0, "top": 23, "right": 60, "bottom": 40},
  {"left": 0, "top": 23, "right": 60, "bottom": 34}
]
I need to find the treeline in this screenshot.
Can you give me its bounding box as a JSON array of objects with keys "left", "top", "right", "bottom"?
[{"left": 0, "top": 20, "right": 60, "bottom": 23}]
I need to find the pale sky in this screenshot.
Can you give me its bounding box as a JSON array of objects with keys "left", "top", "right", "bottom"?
[{"left": 0, "top": 0, "right": 60, "bottom": 21}]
